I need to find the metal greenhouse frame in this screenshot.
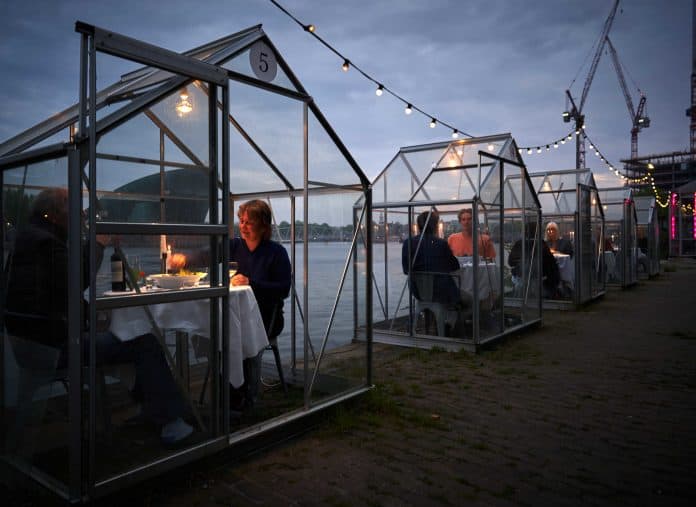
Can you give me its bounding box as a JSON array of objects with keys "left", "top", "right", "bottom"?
[
  {"left": 359, "top": 134, "right": 543, "bottom": 353},
  {"left": 598, "top": 186, "right": 638, "bottom": 288},
  {"left": 513, "top": 168, "right": 607, "bottom": 309},
  {"left": 634, "top": 195, "right": 660, "bottom": 277},
  {"left": 0, "top": 22, "right": 372, "bottom": 503}
]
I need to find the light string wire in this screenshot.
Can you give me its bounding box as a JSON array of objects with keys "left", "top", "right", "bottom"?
[
  {"left": 267, "top": 0, "right": 474, "bottom": 138},
  {"left": 267, "top": 1, "right": 688, "bottom": 213}
]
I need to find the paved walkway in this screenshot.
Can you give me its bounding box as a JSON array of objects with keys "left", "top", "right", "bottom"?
[{"left": 9, "top": 260, "right": 696, "bottom": 506}]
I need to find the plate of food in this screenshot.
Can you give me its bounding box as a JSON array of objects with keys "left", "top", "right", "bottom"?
[{"left": 149, "top": 271, "right": 207, "bottom": 289}]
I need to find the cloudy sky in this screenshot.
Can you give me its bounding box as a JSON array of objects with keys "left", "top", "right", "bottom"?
[{"left": 0, "top": 0, "right": 691, "bottom": 187}]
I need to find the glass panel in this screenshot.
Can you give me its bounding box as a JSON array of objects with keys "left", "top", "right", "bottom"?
[
  {"left": 379, "top": 155, "right": 420, "bottom": 203},
  {"left": 414, "top": 167, "right": 478, "bottom": 201},
  {"left": 91, "top": 299, "right": 219, "bottom": 482},
  {"left": 228, "top": 81, "right": 303, "bottom": 189},
  {"left": 100, "top": 85, "right": 211, "bottom": 166},
  {"left": 307, "top": 110, "right": 360, "bottom": 187},
  {"left": 2, "top": 163, "right": 69, "bottom": 493},
  {"left": 95, "top": 159, "right": 212, "bottom": 224}
]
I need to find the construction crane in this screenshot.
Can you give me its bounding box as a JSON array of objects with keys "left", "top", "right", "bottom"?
[
  {"left": 562, "top": 0, "right": 621, "bottom": 169},
  {"left": 606, "top": 35, "right": 650, "bottom": 162},
  {"left": 687, "top": 0, "right": 696, "bottom": 152}
]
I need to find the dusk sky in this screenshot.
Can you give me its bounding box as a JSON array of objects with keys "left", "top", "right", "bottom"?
[{"left": 0, "top": 0, "right": 692, "bottom": 188}]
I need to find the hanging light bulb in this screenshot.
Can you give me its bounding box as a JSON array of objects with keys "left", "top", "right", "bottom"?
[
  {"left": 567, "top": 134, "right": 572, "bottom": 140},
  {"left": 342, "top": 59, "right": 350, "bottom": 72},
  {"left": 561, "top": 139, "right": 566, "bottom": 144},
  {"left": 526, "top": 148, "right": 532, "bottom": 154},
  {"left": 546, "top": 145, "right": 550, "bottom": 151},
  {"left": 175, "top": 87, "right": 193, "bottom": 117},
  {"left": 452, "top": 129, "right": 459, "bottom": 139},
  {"left": 375, "top": 84, "right": 384, "bottom": 96},
  {"left": 304, "top": 24, "right": 316, "bottom": 32},
  {"left": 405, "top": 103, "right": 413, "bottom": 115},
  {"left": 536, "top": 147, "right": 541, "bottom": 153},
  {"left": 589, "top": 144, "right": 594, "bottom": 150},
  {"left": 553, "top": 142, "right": 558, "bottom": 148},
  {"left": 429, "top": 118, "right": 437, "bottom": 128}
]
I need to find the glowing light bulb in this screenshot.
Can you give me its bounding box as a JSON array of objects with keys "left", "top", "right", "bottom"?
[
  {"left": 488, "top": 144, "right": 495, "bottom": 151},
  {"left": 375, "top": 84, "right": 384, "bottom": 96},
  {"left": 527, "top": 148, "right": 532, "bottom": 154},
  {"left": 342, "top": 59, "right": 350, "bottom": 72},
  {"left": 304, "top": 24, "right": 316, "bottom": 33},
  {"left": 553, "top": 142, "right": 558, "bottom": 148},
  {"left": 175, "top": 88, "right": 193, "bottom": 117},
  {"left": 567, "top": 134, "right": 572, "bottom": 140},
  {"left": 405, "top": 103, "right": 413, "bottom": 115},
  {"left": 536, "top": 147, "right": 541, "bottom": 153},
  {"left": 429, "top": 118, "right": 437, "bottom": 128},
  {"left": 452, "top": 129, "right": 459, "bottom": 139}
]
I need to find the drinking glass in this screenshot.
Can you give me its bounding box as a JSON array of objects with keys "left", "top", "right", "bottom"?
[{"left": 228, "top": 261, "right": 238, "bottom": 281}]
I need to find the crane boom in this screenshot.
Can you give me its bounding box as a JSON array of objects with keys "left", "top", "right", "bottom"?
[
  {"left": 606, "top": 35, "right": 650, "bottom": 161},
  {"left": 578, "top": 0, "right": 621, "bottom": 112},
  {"left": 606, "top": 36, "right": 635, "bottom": 119},
  {"left": 563, "top": 0, "right": 621, "bottom": 169}
]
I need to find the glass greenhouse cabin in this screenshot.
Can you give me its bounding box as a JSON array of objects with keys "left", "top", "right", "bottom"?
[
  {"left": 634, "top": 195, "right": 660, "bottom": 277},
  {"left": 510, "top": 169, "right": 606, "bottom": 309},
  {"left": 597, "top": 187, "right": 638, "bottom": 288},
  {"left": 363, "top": 134, "right": 543, "bottom": 352},
  {"left": 0, "top": 23, "right": 373, "bottom": 502},
  {"left": 668, "top": 180, "right": 696, "bottom": 257}
]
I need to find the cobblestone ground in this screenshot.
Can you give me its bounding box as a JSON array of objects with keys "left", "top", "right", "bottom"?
[{"left": 7, "top": 260, "right": 696, "bottom": 506}]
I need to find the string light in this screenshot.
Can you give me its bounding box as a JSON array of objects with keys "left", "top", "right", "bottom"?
[
  {"left": 267, "top": 0, "right": 688, "bottom": 211},
  {"left": 267, "top": 0, "right": 474, "bottom": 138}
]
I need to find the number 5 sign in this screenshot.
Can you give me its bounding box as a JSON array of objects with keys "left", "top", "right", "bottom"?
[{"left": 249, "top": 41, "right": 278, "bottom": 82}]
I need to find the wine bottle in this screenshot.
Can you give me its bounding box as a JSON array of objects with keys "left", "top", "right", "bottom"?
[{"left": 111, "top": 248, "right": 126, "bottom": 291}]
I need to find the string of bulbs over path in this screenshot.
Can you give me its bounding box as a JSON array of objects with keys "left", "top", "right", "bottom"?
[{"left": 267, "top": 0, "right": 669, "bottom": 206}]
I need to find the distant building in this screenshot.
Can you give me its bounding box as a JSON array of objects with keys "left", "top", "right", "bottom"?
[{"left": 622, "top": 151, "right": 696, "bottom": 257}]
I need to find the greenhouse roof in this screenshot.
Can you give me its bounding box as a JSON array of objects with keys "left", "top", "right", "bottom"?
[
  {"left": 521, "top": 168, "right": 598, "bottom": 215},
  {"left": 597, "top": 187, "right": 635, "bottom": 221},
  {"left": 0, "top": 23, "right": 369, "bottom": 195},
  {"left": 368, "top": 133, "right": 539, "bottom": 210},
  {"left": 633, "top": 195, "right": 656, "bottom": 225}
]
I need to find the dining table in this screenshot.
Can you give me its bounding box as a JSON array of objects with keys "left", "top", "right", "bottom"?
[
  {"left": 105, "top": 285, "right": 268, "bottom": 389},
  {"left": 553, "top": 253, "right": 574, "bottom": 289},
  {"left": 454, "top": 257, "right": 500, "bottom": 304},
  {"left": 603, "top": 251, "right": 618, "bottom": 282}
]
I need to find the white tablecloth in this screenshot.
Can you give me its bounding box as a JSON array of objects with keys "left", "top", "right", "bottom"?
[
  {"left": 107, "top": 286, "right": 268, "bottom": 388},
  {"left": 455, "top": 260, "right": 499, "bottom": 302},
  {"left": 603, "top": 251, "right": 617, "bottom": 282},
  {"left": 553, "top": 253, "right": 574, "bottom": 288}
]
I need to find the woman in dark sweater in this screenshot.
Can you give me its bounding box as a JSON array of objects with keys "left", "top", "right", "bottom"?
[{"left": 173, "top": 199, "right": 291, "bottom": 409}]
